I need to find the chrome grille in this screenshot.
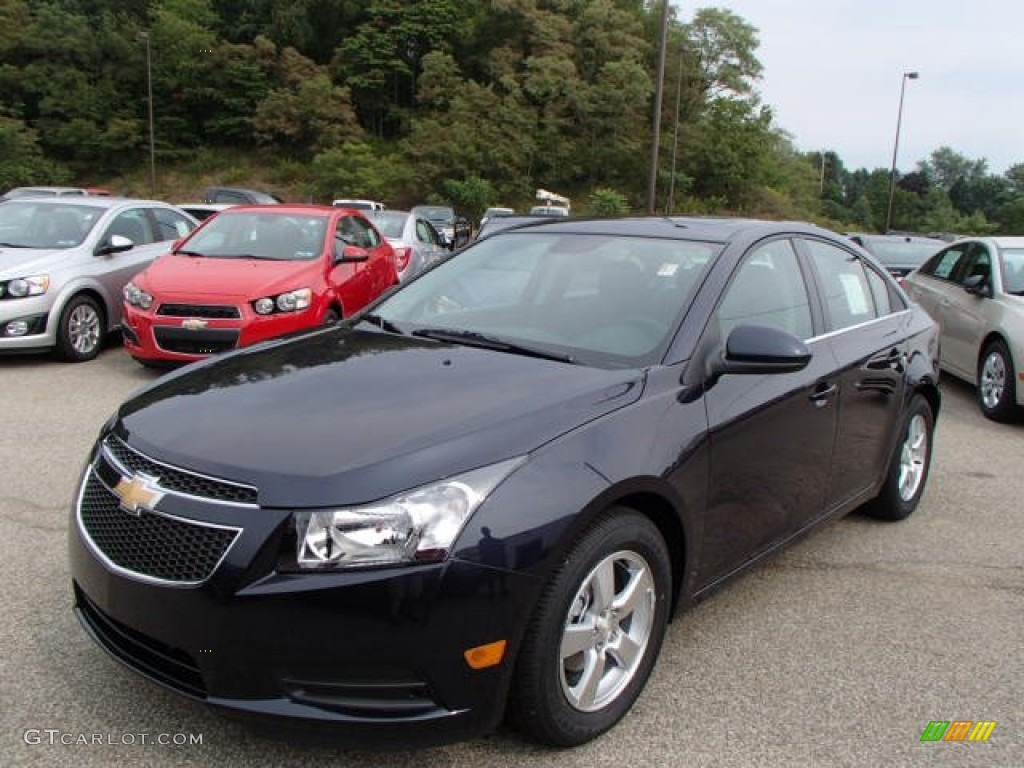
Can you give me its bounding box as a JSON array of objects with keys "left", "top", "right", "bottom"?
[
  {"left": 78, "top": 472, "right": 239, "bottom": 584},
  {"left": 103, "top": 435, "right": 257, "bottom": 505}
]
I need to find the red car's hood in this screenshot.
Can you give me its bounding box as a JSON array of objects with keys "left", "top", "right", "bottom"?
[{"left": 139, "top": 254, "right": 321, "bottom": 299}]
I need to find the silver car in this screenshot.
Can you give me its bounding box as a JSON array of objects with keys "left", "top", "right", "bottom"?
[
  {"left": 904, "top": 236, "right": 1024, "bottom": 420},
  {"left": 0, "top": 197, "right": 197, "bottom": 361},
  {"left": 370, "top": 209, "right": 447, "bottom": 281}
]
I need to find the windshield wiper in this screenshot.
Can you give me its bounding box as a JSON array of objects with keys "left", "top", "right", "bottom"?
[
  {"left": 411, "top": 327, "right": 575, "bottom": 363},
  {"left": 0, "top": 242, "right": 29, "bottom": 248},
  {"left": 173, "top": 249, "right": 206, "bottom": 257},
  {"left": 359, "top": 313, "right": 406, "bottom": 335}
]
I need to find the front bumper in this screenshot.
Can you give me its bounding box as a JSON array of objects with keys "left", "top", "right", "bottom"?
[
  {"left": 0, "top": 294, "right": 55, "bottom": 351},
  {"left": 68, "top": 440, "right": 538, "bottom": 747},
  {"left": 123, "top": 301, "right": 319, "bottom": 364}
]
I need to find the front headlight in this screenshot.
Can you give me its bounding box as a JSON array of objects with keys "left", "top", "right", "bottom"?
[
  {"left": 123, "top": 281, "right": 153, "bottom": 309},
  {"left": 5, "top": 275, "right": 50, "bottom": 298},
  {"left": 294, "top": 457, "right": 525, "bottom": 570},
  {"left": 252, "top": 288, "right": 312, "bottom": 314}
]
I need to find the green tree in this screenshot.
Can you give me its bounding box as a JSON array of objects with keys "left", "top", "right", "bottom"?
[{"left": 588, "top": 187, "right": 629, "bottom": 216}]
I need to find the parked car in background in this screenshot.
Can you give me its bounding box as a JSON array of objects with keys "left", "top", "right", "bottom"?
[
  {"left": 411, "top": 204, "right": 470, "bottom": 250},
  {"left": 847, "top": 233, "right": 945, "bottom": 280},
  {"left": 176, "top": 203, "right": 236, "bottom": 222},
  {"left": 200, "top": 186, "right": 283, "bottom": 205},
  {"left": 1, "top": 186, "right": 90, "bottom": 201},
  {"left": 903, "top": 236, "right": 1024, "bottom": 421},
  {"left": 71, "top": 217, "right": 940, "bottom": 749},
  {"left": 121, "top": 205, "right": 398, "bottom": 366},
  {"left": 528, "top": 204, "right": 571, "bottom": 217},
  {"left": 333, "top": 199, "right": 386, "bottom": 211},
  {"left": 0, "top": 197, "right": 198, "bottom": 361},
  {"left": 475, "top": 214, "right": 558, "bottom": 239},
  {"left": 479, "top": 207, "right": 515, "bottom": 231},
  {"left": 370, "top": 209, "right": 447, "bottom": 281}
]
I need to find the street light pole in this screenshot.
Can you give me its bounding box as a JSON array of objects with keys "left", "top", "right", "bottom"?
[
  {"left": 885, "top": 71, "right": 918, "bottom": 232},
  {"left": 141, "top": 32, "right": 156, "bottom": 196}
]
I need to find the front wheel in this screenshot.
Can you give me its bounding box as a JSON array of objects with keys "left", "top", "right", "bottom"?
[
  {"left": 978, "top": 340, "right": 1018, "bottom": 422},
  {"left": 56, "top": 295, "right": 105, "bottom": 362},
  {"left": 862, "top": 394, "right": 934, "bottom": 521},
  {"left": 507, "top": 509, "right": 671, "bottom": 746}
]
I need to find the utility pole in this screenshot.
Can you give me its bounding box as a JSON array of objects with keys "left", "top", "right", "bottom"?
[{"left": 646, "top": 0, "right": 671, "bottom": 214}]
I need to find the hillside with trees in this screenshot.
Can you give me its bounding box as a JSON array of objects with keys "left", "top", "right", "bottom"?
[{"left": 1, "top": 0, "right": 1021, "bottom": 231}]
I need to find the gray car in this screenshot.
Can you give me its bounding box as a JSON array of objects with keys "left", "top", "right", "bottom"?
[
  {"left": 370, "top": 209, "right": 447, "bottom": 281},
  {"left": 0, "top": 197, "right": 197, "bottom": 361},
  {"left": 903, "top": 236, "right": 1024, "bottom": 420}
]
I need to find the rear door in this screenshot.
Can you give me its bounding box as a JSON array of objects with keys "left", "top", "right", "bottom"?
[{"left": 800, "top": 237, "right": 909, "bottom": 511}]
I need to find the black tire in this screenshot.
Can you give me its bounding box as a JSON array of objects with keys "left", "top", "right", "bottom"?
[
  {"left": 56, "top": 294, "right": 105, "bottom": 362},
  {"left": 977, "top": 339, "right": 1018, "bottom": 422},
  {"left": 862, "top": 394, "right": 934, "bottom": 521},
  {"left": 507, "top": 509, "right": 671, "bottom": 747}
]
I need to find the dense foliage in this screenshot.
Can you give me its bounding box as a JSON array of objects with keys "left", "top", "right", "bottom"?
[{"left": 0, "top": 0, "right": 1020, "bottom": 231}]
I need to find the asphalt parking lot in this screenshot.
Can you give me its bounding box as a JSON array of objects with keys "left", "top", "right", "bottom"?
[{"left": 1, "top": 346, "right": 1021, "bottom": 768}]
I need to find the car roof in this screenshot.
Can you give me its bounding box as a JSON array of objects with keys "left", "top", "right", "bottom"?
[
  {"left": 484, "top": 216, "right": 832, "bottom": 244},
  {"left": 848, "top": 232, "right": 945, "bottom": 244},
  {"left": 218, "top": 203, "right": 337, "bottom": 215},
  {"left": 987, "top": 236, "right": 1024, "bottom": 248},
  {"left": 2, "top": 195, "right": 176, "bottom": 210}
]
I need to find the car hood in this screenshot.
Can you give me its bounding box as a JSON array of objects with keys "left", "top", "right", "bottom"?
[
  {"left": 0, "top": 246, "right": 71, "bottom": 275},
  {"left": 139, "top": 254, "right": 320, "bottom": 299},
  {"left": 113, "top": 328, "right": 643, "bottom": 507}
]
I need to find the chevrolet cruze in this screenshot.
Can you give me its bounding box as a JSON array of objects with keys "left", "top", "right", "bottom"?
[{"left": 70, "top": 218, "right": 940, "bottom": 747}]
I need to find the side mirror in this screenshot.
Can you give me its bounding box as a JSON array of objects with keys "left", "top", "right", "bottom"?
[
  {"left": 96, "top": 234, "right": 134, "bottom": 256},
  {"left": 709, "top": 324, "right": 812, "bottom": 377},
  {"left": 963, "top": 273, "right": 990, "bottom": 297},
  {"left": 335, "top": 244, "right": 369, "bottom": 263}
]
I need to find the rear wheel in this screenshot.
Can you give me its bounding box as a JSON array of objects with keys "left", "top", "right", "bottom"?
[
  {"left": 977, "top": 340, "right": 1018, "bottom": 422},
  {"left": 507, "top": 509, "right": 670, "bottom": 746},
  {"left": 863, "top": 394, "right": 934, "bottom": 521},
  {"left": 56, "top": 295, "right": 104, "bottom": 362}
]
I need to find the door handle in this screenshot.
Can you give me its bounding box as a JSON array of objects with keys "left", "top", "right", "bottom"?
[{"left": 809, "top": 382, "right": 838, "bottom": 406}]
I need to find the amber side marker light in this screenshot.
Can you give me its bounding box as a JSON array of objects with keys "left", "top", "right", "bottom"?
[{"left": 464, "top": 640, "right": 507, "bottom": 670}]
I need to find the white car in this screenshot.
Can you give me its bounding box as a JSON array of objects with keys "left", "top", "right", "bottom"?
[
  {"left": 0, "top": 197, "right": 198, "bottom": 361},
  {"left": 333, "top": 199, "right": 386, "bottom": 211},
  {"left": 903, "top": 236, "right": 1024, "bottom": 420}
]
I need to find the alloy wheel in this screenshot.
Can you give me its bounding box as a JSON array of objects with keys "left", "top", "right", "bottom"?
[
  {"left": 559, "top": 550, "right": 656, "bottom": 712},
  {"left": 898, "top": 413, "right": 929, "bottom": 501},
  {"left": 980, "top": 351, "right": 1006, "bottom": 410}
]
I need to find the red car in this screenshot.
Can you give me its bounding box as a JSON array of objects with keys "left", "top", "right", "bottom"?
[{"left": 122, "top": 205, "right": 398, "bottom": 365}]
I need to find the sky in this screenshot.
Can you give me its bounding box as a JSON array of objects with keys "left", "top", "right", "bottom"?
[{"left": 694, "top": 0, "right": 1023, "bottom": 175}]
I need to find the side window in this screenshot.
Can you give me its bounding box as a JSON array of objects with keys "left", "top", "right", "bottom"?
[
  {"left": 864, "top": 265, "right": 892, "bottom": 316},
  {"left": 103, "top": 209, "right": 154, "bottom": 246},
  {"left": 716, "top": 239, "right": 813, "bottom": 340},
  {"left": 415, "top": 220, "right": 433, "bottom": 244},
  {"left": 215, "top": 191, "right": 248, "bottom": 204},
  {"left": 956, "top": 244, "right": 991, "bottom": 286},
  {"left": 151, "top": 208, "right": 195, "bottom": 241},
  {"left": 339, "top": 215, "right": 377, "bottom": 248},
  {"left": 921, "top": 245, "right": 968, "bottom": 280},
  {"left": 805, "top": 239, "right": 876, "bottom": 331}
]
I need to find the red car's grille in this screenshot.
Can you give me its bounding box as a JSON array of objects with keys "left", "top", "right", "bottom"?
[{"left": 157, "top": 303, "right": 241, "bottom": 319}]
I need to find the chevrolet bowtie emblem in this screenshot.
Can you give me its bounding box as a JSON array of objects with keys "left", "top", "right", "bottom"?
[
  {"left": 182, "top": 318, "right": 208, "bottom": 331},
  {"left": 113, "top": 473, "right": 164, "bottom": 516}
]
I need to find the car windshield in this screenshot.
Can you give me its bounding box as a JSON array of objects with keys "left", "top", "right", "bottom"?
[
  {"left": 0, "top": 202, "right": 101, "bottom": 249},
  {"left": 370, "top": 211, "right": 408, "bottom": 238},
  {"left": 865, "top": 239, "right": 941, "bottom": 267},
  {"left": 180, "top": 212, "right": 327, "bottom": 261},
  {"left": 1001, "top": 248, "right": 1024, "bottom": 294},
  {"left": 416, "top": 206, "right": 454, "bottom": 223},
  {"left": 368, "top": 231, "right": 720, "bottom": 367}
]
